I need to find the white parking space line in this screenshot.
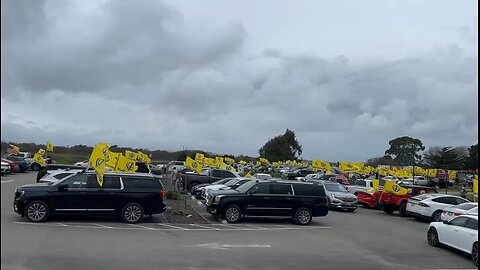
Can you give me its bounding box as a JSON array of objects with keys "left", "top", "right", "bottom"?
[
  {"left": 56, "top": 223, "right": 68, "bottom": 227},
  {"left": 196, "top": 201, "right": 204, "bottom": 206},
  {"left": 216, "top": 224, "right": 246, "bottom": 230},
  {"left": 191, "top": 196, "right": 196, "bottom": 200},
  {"left": 127, "top": 224, "right": 157, "bottom": 230},
  {"left": 1, "top": 179, "right": 15, "bottom": 183},
  {"left": 157, "top": 223, "right": 189, "bottom": 230},
  {"left": 91, "top": 223, "right": 114, "bottom": 229},
  {"left": 14, "top": 221, "right": 64, "bottom": 227},
  {"left": 189, "top": 224, "right": 220, "bottom": 230}
]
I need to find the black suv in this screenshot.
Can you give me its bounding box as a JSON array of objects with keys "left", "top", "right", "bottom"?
[
  {"left": 205, "top": 180, "right": 328, "bottom": 225},
  {"left": 14, "top": 172, "right": 166, "bottom": 224}
]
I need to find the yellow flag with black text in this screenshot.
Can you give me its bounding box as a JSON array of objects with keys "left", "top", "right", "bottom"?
[
  {"left": 125, "top": 150, "right": 138, "bottom": 161},
  {"left": 106, "top": 151, "right": 121, "bottom": 169},
  {"left": 89, "top": 143, "right": 109, "bottom": 187},
  {"left": 186, "top": 156, "right": 203, "bottom": 174},
  {"left": 46, "top": 142, "right": 54, "bottom": 152},
  {"left": 383, "top": 180, "right": 408, "bottom": 195},
  {"left": 115, "top": 154, "right": 137, "bottom": 173}
]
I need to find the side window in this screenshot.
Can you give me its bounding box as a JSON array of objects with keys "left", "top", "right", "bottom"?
[
  {"left": 455, "top": 197, "right": 469, "bottom": 204},
  {"left": 355, "top": 180, "right": 366, "bottom": 187},
  {"left": 449, "top": 216, "right": 468, "bottom": 227},
  {"left": 432, "top": 197, "right": 457, "bottom": 205},
  {"left": 251, "top": 183, "right": 270, "bottom": 194},
  {"left": 122, "top": 177, "right": 161, "bottom": 189},
  {"left": 294, "top": 184, "right": 326, "bottom": 196},
  {"left": 465, "top": 219, "right": 478, "bottom": 231},
  {"left": 103, "top": 176, "right": 121, "bottom": 189},
  {"left": 87, "top": 175, "right": 101, "bottom": 189},
  {"left": 212, "top": 170, "right": 222, "bottom": 178},
  {"left": 63, "top": 174, "right": 88, "bottom": 188},
  {"left": 271, "top": 184, "right": 293, "bottom": 195}
]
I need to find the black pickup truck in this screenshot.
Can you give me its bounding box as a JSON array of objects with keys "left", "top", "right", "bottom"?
[{"left": 182, "top": 169, "right": 240, "bottom": 193}]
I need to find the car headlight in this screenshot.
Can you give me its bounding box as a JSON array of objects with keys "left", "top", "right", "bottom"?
[
  {"left": 15, "top": 189, "right": 25, "bottom": 197},
  {"left": 214, "top": 195, "right": 224, "bottom": 203}
]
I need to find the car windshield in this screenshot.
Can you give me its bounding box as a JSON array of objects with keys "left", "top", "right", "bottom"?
[
  {"left": 454, "top": 203, "right": 478, "bottom": 210},
  {"left": 225, "top": 179, "right": 241, "bottom": 185},
  {"left": 235, "top": 181, "right": 259, "bottom": 193},
  {"left": 324, "top": 183, "right": 347, "bottom": 193}
]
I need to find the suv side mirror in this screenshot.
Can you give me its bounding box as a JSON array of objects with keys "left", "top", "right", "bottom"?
[
  {"left": 58, "top": 183, "right": 68, "bottom": 191},
  {"left": 248, "top": 188, "right": 258, "bottom": 195}
]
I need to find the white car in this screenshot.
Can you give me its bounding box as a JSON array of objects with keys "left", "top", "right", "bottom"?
[
  {"left": 39, "top": 169, "right": 83, "bottom": 183},
  {"left": 202, "top": 178, "right": 250, "bottom": 199},
  {"left": 441, "top": 202, "right": 478, "bottom": 222},
  {"left": 427, "top": 215, "right": 478, "bottom": 266},
  {"left": 74, "top": 160, "right": 90, "bottom": 167},
  {"left": 406, "top": 194, "right": 470, "bottom": 221},
  {"left": 1, "top": 161, "right": 11, "bottom": 175}
]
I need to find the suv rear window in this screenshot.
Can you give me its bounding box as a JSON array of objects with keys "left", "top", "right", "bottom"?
[
  {"left": 122, "top": 176, "right": 162, "bottom": 189},
  {"left": 53, "top": 173, "right": 73, "bottom": 180},
  {"left": 293, "top": 184, "right": 326, "bottom": 196},
  {"left": 87, "top": 175, "right": 121, "bottom": 189},
  {"left": 271, "top": 184, "right": 293, "bottom": 195}
]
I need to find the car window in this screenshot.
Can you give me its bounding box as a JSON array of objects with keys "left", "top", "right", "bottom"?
[
  {"left": 122, "top": 177, "right": 162, "bottom": 189},
  {"left": 449, "top": 216, "right": 468, "bottom": 227},
  {"left": 251, "top": 183, "right": 270, "bottom": 194},
  {"left": 432, "top": 197, "right": 458, "bottom": 205},
  {"left": 62, "top": 174, "right": 88, "bottom": 188},
  {"left": 86, "top": 175, "right": 102, "bottom": 188},
  {"left": 465, "top": 218, "right": 478, "bottom": 231},
  {"left": 211, "top": 170, "right": 223, "bottom": 177},
  {"left": 294, "top": 184, "right": 326, "bottom": 196},
  {"left": 324, "top": 183, "right": 347, "bottom": 193},
  {"left": 53, "top": 173, "right": 73, "bottom": 180},
  {"left": 271, "top": 184, "right": 293, "bottom": 195},
  {"left": 103, "top": 176, "right": 121, "bottom": 189},
  {"left": 355, "top": 180, "right": 366, "bottom": 187},
  {"left": 455, "top": 197, "right": 469, "bottom": 204}
]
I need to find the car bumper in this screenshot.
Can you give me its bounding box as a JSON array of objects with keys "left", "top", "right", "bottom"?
[
  {"left": 13, "top": 198, "right": 25, "bottom": 216},
  {"left": 330, "top": 201, "right": 358, "bottom": 210}
]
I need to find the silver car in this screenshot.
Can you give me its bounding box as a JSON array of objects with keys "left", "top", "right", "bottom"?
[{"left": 308, "top": 180, "right": 358, "bottom": 212}]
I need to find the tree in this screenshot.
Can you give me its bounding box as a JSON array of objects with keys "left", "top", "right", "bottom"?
[
  {"left": 423, "top": 146, "right": 465, "bottom": 170},
  {"left": 258, "top": 129, "right": 302, "bottom": 162},
  {"left": 464, "top": 143, "right": 478, "bottom": 170},
  {"left": 385, "top": 136, "right": 425, "bottom": 166}
]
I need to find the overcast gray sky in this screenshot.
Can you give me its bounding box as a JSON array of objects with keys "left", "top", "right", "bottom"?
[{"left": 1, "top": 0, "right": 478, "bottom": 161}]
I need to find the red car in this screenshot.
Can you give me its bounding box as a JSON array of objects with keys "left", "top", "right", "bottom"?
[{"left": 1, "top": 158, "right": 20, "bottom": 173}]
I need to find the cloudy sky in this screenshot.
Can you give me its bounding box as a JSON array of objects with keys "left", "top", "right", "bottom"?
[{"left": 1, "top": 0, "right": 478, "bottom": 161}]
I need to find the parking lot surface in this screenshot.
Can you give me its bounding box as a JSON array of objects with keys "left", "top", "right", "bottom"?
[{"left": 1, "top": 172, "right": 476, "bottom": 270}]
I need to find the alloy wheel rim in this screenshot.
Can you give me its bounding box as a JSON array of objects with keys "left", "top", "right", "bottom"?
[
  {"left": 427, "top": 229, "right": 437, "bottom": 245},
  {"left": 27, "top": 203, "right": 46, "bottom": 221},
  {"left": 298, "top": 210, "right": 311, "bottom": 224},
  {"left": 125, "top": 205, "right": 141, "bottom": 222},
  {"left": 226, "top": 207, "right": 239, "bottom": 221},
  {"left": 434, "top": 212, "right": 441, "bottom": 221}
]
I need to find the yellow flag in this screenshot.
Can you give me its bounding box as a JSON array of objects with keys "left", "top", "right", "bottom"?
[
  {"left": 383, "top": 180, "right": 408, "bottom": 195},
  {"left": 89, "top": 143, "right": 109, "bottom": 187},
  {"left": 106, "top": 151, "right": 121, "bottom": 168},
  {"left": 245, "top": 172, "right": 253, "bottom": 178},
  {"left": 37, "top": 148, "right": 46, "bottom": 156},
  {"left": 219, "top": 162, "right": 236, "bottom": 172},
  {"left": 115, "top": 154, "right": 138, "bottom": 172},
  {"left": 137, "top": 151, "right": 151, "bottom": 164},
  {"left": 125, "top": 150, "right": 138, "bottom": 161},
  {"left": 473, "top": 175, "right": 478, "bottom": 194},
  {"left": 186, "top": 156, "right": 203, "bottom": 173},
  {"left": 195, "top": 153, "right": 205, "bottom": 162},
  {"left": 46, "top": 142, "right": 54, "bottom": 152},
  {"left": 33, "top": 153, "right": 46, "bottom": 166}
]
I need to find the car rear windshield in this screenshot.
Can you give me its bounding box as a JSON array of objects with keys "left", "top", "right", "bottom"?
[
  {"left": 454, "top": 203, "right": 478, "bottom": 210},
  {"left": 324, "top": 183, "right": 347, "bottom": 193},
  {"left": 122, "top": 176, "right": 163, "bottom": 189},
  {"left": 293, "top": 184, "right": 326, "bottom": 196}
]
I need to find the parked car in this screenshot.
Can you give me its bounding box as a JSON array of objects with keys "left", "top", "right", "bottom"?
[
  {"left": 285, "top": 169, "right": 314, "bottom": 180},
  {"left": 397, "top": 176, "right": 429, "bottom": 186},
  {"left": 309, "top": 180, "right": 358, "bottom": 212},
  {"left": 3, "top": 156, "right": 29, "bottom": 172},
  {"left": 205, "top": 180, "right": 329, "bottom": 225},
  {"left": 192, "top": 178, "right": 235, "bottom": 198},
  {"left": 74, "top": 160, "right": 89, "bottom": 167},
  {"left": 1, "top": 161, "right": 11, "bottom": 175},
  {"left": 14, "top": 172, "right": 166, "bottom": 223},
  {"left": 441, "top": 202, "right": 478, "bottom": 222},
  {"left": 253, "top": 173, "right": 273, "bottom": 180},
  {"left": 345, "top": 179, "right": 374, "bottom": 195},
  {"left": 8, "top": 152, "right": 33, "bottom": 166},
  {"left": 182, "top": 169, "right": 240, "bottom": 193},
  {"left": 406, "top": 194, "right": 470, "bottom": 222},
  {"left": 2, "top": 158, "right": 20, "bottom": 173},
  {"left": 358, "top": 185, "right": 436, "bottom": 211},
  {"left": 427, "top": 215, "right": 478, "bottom": 266},
  {"left": 166, "top": 161, "right": 185, "bottom": 173},
  {"left": 202, "top": 178, "right": 251, "bottom": 199},
  {"left": 38, "top": 169, "right": 84, "bottom": 184}
]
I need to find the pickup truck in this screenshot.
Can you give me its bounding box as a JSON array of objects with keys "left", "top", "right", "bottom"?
[
  {"left": 182, "top": 169, "right": 240, "bottom": 193},
  {"left": 345, "top": 179, "right": 374, "bottom": 195}
]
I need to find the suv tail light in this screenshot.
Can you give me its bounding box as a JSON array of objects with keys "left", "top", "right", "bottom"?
[
  {"left": 159, "top": 190, "right": 165, "bottom": 202},
  {"left": 453, "top": 212, "right": 462, "bottom": 216},
  {"left": 418, "top": 202, "right": 430, "bottom": 207}
]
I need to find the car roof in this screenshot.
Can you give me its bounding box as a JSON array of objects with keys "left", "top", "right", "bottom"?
[
  {"left": 84, "top": 171, "right": 158, "bottom": 178},
  {"left": 460, "top": 215, "right": 478, "bottom": 220}
]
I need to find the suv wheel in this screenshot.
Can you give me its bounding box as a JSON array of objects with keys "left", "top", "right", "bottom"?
[
  {"left": 121, "top": 203, "right": 144, "bottom": 224},
  {"left": 398, "top": 202, "right": 408, "bottom": 217},
  {"left": 431, "top": 210, "right": 442, "bottom": 222},
  {"left": 472, "top": 242, "right": 478, "bottom": 267},
  {"left": 224, "top": 205, "right": 241, "bottom": 223},
  {"left": 294, "top": 207, "right": 312, "bottom": 225},
  {"left": 427, "top": 227, "right": 439, "bottom": 246},
  {"left": 189, "top": 184, "right": 198, "bottom": 194},
  {"left": 383, "top": 205, "right": 395, "bottom": 214},
  {"left": 31, "top": 163, "right": 41, "bottom": 171},
  {"left": 25, "top": 201, "right": 49, "bottom": 222}
]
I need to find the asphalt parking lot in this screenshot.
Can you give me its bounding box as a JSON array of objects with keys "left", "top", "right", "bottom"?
[{"left": 1, "top": 172, "right": 476, "bottom": 270}]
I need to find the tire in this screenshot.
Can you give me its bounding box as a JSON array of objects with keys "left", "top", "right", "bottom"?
[
  {"left": 294, "top": 207, "right": 312, "bottom": 225},
  {"left": 31, "top": 163, "right": 41, "bottom": 171},
  {"left": 427, "top": 227, "right": 439, "bottom": 247},
  {"left": 25, "top": 200, "right": 49, "bottom": 222},
  {"left": 188, "top": 183, "right": 198, "bottom": 194},
  {"left": 383, "top": 205, "right": 395, "bottom": 214},
  {"left": 431, "top": 210, "right": 442, "bottom": 222},
  {"left": 472, "top": 242, "right": 478, "bottom": 267},
  {"left": 223, "top": 205, "right": 242, "bottom": 223},
  {"left": 121, "top": 203, "right": 144, "bottom": 224},
  {"left": 398, "top": 203, "right": 408, "bottom": 217},
  {"left": 347, "top": 209, "right": 356, "bottom": 212}
]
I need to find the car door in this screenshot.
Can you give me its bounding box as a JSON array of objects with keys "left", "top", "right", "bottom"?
[
  {"left": 441, "top": 216, "right": 468, "bottom": 249},
  {"left": 268, "top": 183, "right": 295, "bottom": 216},
  {"left": 49, "top": 174, "right": 89, "bottom": 212},
  {"left": 457, "top": 218, "right": 478, "bottom": 253},
  {"left": 84, "top": 175, "right": 122, "bottom": 212},
  {"left": 243, "top": 183, "right": 271, "bottom": 216}
]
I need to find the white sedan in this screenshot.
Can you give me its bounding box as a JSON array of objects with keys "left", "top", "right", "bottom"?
[
  {"left": 441, "top": 202, "right": 478, "bottom": 221},
  {"left": 406, "top": 193, "right": 470, "bottom": 221},
  {"left": 427, "top": 215, "right": 478, "bottom": 266}
]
